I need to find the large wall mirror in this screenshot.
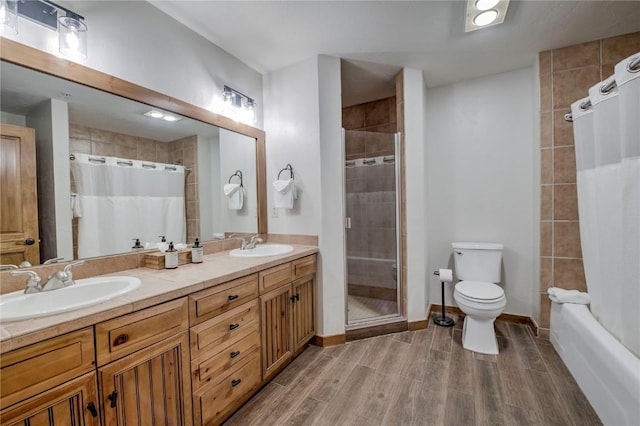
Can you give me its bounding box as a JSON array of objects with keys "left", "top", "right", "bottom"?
[{"left": 0, "top": 38, "right": 266, "bottom": 266}]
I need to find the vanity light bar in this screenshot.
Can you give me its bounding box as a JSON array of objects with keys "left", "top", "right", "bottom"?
[{"left": 464, "top": 0, "right": 510, "bottom": 32}]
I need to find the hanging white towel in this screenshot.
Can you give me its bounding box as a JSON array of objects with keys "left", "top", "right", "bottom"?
[
  {"left": 547, "top": 287, "right": 591, "bottom": 305},
  {"left": 70, "top": 193, "right": 82, "bottom": 218},
  {"left": 273, "top": 179, "right": 297, "bottom": 209},
  {"left": 224, "top": 183, "right": 244, "bottom": 210}
]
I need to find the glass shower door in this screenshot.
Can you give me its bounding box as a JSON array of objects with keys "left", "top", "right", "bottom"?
[{"left": 344, "top": 130, "right": 401, "bottom": 325}]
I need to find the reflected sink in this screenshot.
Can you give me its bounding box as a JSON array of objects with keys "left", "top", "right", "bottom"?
[
  {"left": 229, "top": 244, "right": 294, "bottom": 258},
  {"left": 0, "top": 276, "right": 141, "bottom": 322}
]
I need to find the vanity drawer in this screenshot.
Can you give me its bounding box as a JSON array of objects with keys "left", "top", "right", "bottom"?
[
  {"left": 193, "top": 352, "right": 261, "bottom": 426},
  {"left": 293, "top": 255, "right": 316, "bottom": 278},
  {"left": 259, "top": 263, "right": 292, "bottom": 294},
  {"left": 95, "top": 298, "right": 188, "bottom": 366},
  {"left": 0, "top": 327, "right": 95, "bottom": 409},
  {"left": 191, "top": 330, "right": 260, "bottom": 391},
  {"left": 189, "top": 274, "right": 258, "bottom": 325},
  {"left": 190, "top": 300, "right": 259, "bottom": 360}
]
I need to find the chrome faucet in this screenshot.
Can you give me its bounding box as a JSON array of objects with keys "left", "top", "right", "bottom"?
[
  {"left": 10, "top": 270, "right": 42, "bottom": 294},
  {"left": 43, "top": 257, "right": 65, "bottom": 265},
  {"left": 43, "top": 260, "right": 85, "bottom": 291},
  {"left": 246, "top": 235, "right": 264, "bottom": 249},
  {"left": 228, "top": 234, "right": 248, "bottom": 250},
  {"left": 0, "top": 264, "right": 18, "bottom": 271}
]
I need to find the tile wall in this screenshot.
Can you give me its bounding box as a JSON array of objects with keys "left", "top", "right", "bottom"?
[
  {"left": 538, "top": 31, "right": 640, "bottom": 338},
  {"left": 343, "top": 96, "right": 397, "bottom": 159}
]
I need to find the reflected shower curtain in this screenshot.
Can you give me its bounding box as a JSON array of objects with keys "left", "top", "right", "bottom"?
[
  {"left": 71, "top": 153, "right": 185, "bottom": 258},
  {"left": 570, "top": 53, "right": 640, "bottom": 357}
]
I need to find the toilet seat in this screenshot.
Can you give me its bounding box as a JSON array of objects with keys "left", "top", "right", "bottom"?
[{"left": 455, "top": 281, "right": 504, "bottom": 304}]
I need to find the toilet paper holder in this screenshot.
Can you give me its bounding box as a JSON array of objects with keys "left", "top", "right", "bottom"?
[{"left": 433, "top": 269, "right": 455, "bottom": 327}]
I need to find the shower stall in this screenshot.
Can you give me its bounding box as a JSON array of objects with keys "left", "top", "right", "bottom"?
[{"left": 344, "top": 129, "right": 402, "bottom": 326}]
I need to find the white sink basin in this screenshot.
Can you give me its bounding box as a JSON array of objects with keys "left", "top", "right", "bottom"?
[
  {"left": 0, "top": 276, "right": 141, "bottom": 322},
  {"left": 230, "top": 244, "right": 294, "bottom": 258}
]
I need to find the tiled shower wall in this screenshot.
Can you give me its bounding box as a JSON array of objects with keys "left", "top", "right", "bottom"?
[
  {"left": 343, "top": 96, "right": 397, "bottom": 159},
  {"left": 68, "top": 125, "right": 198, "bottom": 256},
  {"left": 538, "top": 31, "right": 640, "bottom": 337}
]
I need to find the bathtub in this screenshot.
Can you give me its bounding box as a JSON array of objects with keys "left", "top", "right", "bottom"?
[{"left": 550, "top": 302, "right": 640, "bottom": 425}]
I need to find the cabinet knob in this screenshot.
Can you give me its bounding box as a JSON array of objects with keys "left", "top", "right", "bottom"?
[
  {"left": 230, "top": 350, "right": 240, "bottom": 359},
  {"left": 231, "top": 379, "right": 242, "bottom": 387},
  {"left": 113, "top": 334, "right": 129, "bottom": 346},
  {"left": 228, "top": 294, "right": 239, "bottom": 301},
  {"left": 229, "top": 323, "right": 240, "bottom": 330}
]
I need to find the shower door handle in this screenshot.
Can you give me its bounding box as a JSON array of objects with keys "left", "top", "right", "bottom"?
[{"left": 345, "top": 217, "right": 351, "bottom": 229}]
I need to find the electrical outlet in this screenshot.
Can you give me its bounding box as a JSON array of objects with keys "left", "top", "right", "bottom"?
[{"left": 272, "top": 207, "right": 279, "bottom": 218}]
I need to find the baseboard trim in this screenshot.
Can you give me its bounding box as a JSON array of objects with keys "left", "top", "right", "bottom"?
[
  {"left": 345, "top": 319, "right": 408, "bottom": 341},
  {"left": 311, "top": 334, "right": 346, "bottom": 347},
  {"left": 408, "top": 319, "right": 429, "bottom": 331},
  {"left": 427, "top": 304, "right": 538, "bottom": 336}
]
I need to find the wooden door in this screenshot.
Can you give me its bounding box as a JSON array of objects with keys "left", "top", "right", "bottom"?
[
  {"left": 0, "top": 372, "right": 100, "bottom": 426},
  {"left": 260, "top": 284, "right": 292, "bottom": 380},
  {"left": 291, "top": 276, "right": 315, "bottom": 354},
  {"left": 98, "top": 332, "right": 192, "bottom": 426},
  {"left": 0, "top": 124, "right": 39, "bottom": 266}
]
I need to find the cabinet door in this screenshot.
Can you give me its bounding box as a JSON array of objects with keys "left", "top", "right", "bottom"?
[
  {"left": 260, "top": 284, "right": 293, "bottom": 380},
  {"left": 0, "top": 372, "right": 99, "bottom": 426},
  {"left": 292, "top": 276, "right": 316, "bottom": 354},
  {"left": 98, "top": 332, "right": 192, "bottom": 426}
]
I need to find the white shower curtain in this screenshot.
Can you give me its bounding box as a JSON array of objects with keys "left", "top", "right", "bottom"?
[
  {"left": 70, "top": 153, "right": 186, "bottom": 259},
  {"left": 570, "top": 53, "right": 640, "bottom": 357}
]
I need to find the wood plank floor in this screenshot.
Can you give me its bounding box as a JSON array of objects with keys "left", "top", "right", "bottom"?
[{"left": 225, "top": 317, "right": 601, "bottom": 426}]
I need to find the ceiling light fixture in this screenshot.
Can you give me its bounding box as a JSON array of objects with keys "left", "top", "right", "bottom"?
[
  {"left": 13, "top": 0, "right": 88, "bottom": 59},
  {"left": 222, "top": 85, "right": 256, "bottom": 124},
  {"left": 144, "top": 110, "right": 183, "bottom": 122},
  {"left": 465, "top": 0, "right": 509, "bottom": 32}
]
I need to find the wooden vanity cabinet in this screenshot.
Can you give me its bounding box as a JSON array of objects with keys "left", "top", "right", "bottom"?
[
  {"left": 260, "top": 255, "right": 316, "bottom": 381},
  {"left": 94, "top": 298, "right": 192, "bottom": 426},
  {"left": 189, "top": 274, "right": 262, "bottom": 426},
  {"left": 0, "top": 328, "right": 99, "bottom": 425}
]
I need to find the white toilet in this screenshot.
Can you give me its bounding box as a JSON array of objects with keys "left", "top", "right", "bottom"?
[{"left": 452, "top": 242, "right": 506, "bottom": 355}]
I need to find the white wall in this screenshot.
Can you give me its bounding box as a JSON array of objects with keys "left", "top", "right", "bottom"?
[
  {"left": 263, "top": 55, "right": 346, "bottom": 336},
  {"left": 425, "top": 67, "right": 536, "bottom": 316},
  {"left": 4, "top": 1, "right": 264, "bottom": 128},
  {"left": 403, "top": 68, "right": 430, "bottom": 322},
  {"left": 263, "top": 57, "right": 322, "bottom": 236}
]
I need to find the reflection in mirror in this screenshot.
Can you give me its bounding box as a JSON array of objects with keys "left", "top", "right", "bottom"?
[{"left": 0, "top": 60, "right": 259, "bottom": 266}]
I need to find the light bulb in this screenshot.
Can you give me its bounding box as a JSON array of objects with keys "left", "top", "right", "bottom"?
[
  {"left": 475, "top": 0, "right": 499, "bottom": 11},
  {"left": 66, "top": 28, "right": 80, "bottom": 51},
  {"left": 473, "top": 9, "right": 498, "bottom": 26}
]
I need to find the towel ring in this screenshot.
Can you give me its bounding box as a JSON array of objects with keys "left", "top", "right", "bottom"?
[
  {"left": 228, "top": 170, "right": 243, "bottom": 187},
  {"left": 277, "top": 164, "right": 294, "bottom": 180}
]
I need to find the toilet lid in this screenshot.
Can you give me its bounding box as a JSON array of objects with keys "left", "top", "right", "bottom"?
[{"left": 456, "top": 281, "right": 504, "bottom": 302}]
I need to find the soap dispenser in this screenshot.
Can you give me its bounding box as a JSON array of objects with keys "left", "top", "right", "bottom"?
[
  {"left": 191, "top": 238, "right": 203, "bottom": 264},
  {"left": 132, "top": 238, "right": 144, "bottom": 252},
  {"left": 165, "top": 241, "right": 179, "bottom": 269}
]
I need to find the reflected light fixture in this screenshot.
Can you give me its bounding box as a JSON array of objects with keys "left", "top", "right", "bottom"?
[
  {"left": 222, "top": 85, "right": 256, "bottom": 124},
  {"left": 144, "top": 110, "right": 183, "bottom": 122},
  {"left": 14, "top": 0, "right": 88, "bottom": 59},
  {"left": 0, "top": 0, "right": 18, "bottom": 35},
  {"left": 465, "top": 0, "right": 509, "bottom": 32}
]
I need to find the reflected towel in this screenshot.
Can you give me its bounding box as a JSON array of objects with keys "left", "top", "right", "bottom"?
[
  {"left": 547, "top": 287, "right": 591, "bottom": 304},
  {"left": 71, "top": 193, "right": 82, "bottom": 218},
  {"left": 224, "top": 183, "right": 244, "bottom": 210},
  {"left": 273, "top": 179, "right": 297, "bottom": 209}
]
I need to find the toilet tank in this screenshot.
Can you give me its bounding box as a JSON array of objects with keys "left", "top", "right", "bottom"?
[{"left": 452, "top": 242, "right": 504, "bottom": 283}]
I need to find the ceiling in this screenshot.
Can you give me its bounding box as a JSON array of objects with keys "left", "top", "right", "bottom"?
[{"left": 150, "top": 1, "right": 640, "bottom": 104}]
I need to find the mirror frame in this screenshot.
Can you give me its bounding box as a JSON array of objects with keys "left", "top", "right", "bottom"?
[{"left": 0, "top": 37, "right": 267, "bottom": 236}]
